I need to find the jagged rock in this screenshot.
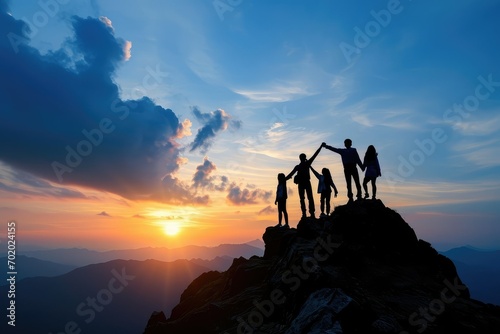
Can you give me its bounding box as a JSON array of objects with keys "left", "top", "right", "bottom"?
[
  {"left": 144, "top": 311, "right": 167, "bottom": 332},
  {"left": 263, "top": 226, "right": 296, "bottom": 259},
  {"left": 144, "top": 200, "right": 500, "bottom": 334},
  {"left": 285, "top": 288, "right": 352, "bottom": 334}
]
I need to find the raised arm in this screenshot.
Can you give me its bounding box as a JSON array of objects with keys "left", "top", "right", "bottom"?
[
  {"left": 285, "top": 165, "right": 298, "bottom": 180},
  {"left": 309, "top": 165, "right": 321, "bottom": 179},
  {"left": 322, "top": 142, "right": 341, "bottom": 154},
  {"left": 308, "top": 145, "right": 322, "bottom": 165}
]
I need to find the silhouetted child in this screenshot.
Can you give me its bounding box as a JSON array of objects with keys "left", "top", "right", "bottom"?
[
  {"left": 274, "top": 173, "right": 289, "bottom": 227},
  {"left": 362, "top": 145, "right": 381, "bottom": 200},
  {"left": 310, "top": 166, "right": 338, "bottom": 217}
]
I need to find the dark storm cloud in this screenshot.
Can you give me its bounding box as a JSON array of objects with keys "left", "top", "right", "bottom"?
[
  {"left": 0, "top": 6, "right": 204, "bottom": 204},
  {"left": 189, "top": 107, "right": 241, "bottom": 154}
]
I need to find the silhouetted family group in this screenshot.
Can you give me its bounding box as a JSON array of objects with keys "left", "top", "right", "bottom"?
[{"left": 274, "top": 139, "right": 381, "bottom": 227}]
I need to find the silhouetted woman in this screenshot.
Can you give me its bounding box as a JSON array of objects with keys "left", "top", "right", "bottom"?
[{"left": 362, "top": 145, "right": 381, "bottom": 199}]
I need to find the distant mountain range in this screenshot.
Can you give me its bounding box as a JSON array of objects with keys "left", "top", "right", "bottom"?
[
  {"left": 3, "top": 235, "right": 498, "bottom": 333},
  {"left": 0, "top": 259, "right": 212, "bottom": 334},
  {"left": 440, "top": 246, "right": 500, "bottom": 305},
  {"left": 0, "top": 241, "right": 263, "bottom": 334},
  {"left": 0, "top": 255, "right": 77, "bottom": 282},
  {"left": 19, "top": 242, "right": 264, "bottom": 267}
]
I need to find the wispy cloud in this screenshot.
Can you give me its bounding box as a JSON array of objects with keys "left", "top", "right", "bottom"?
[
  {"left": 0, "top": 163, "right": 87, "bottom": 199},
  {"left": 187, "top": 49, "right": 221, "bottom": 83},
  {"left": 234, "top": 82, "right": 317, "bottom": 103},
  {"left": 97, "top": 211, "right": 111, "bottom": 216},
  {"left": 237, "top": 125, "right": 329, "bottom": 161},
  {"left": 343, "top": 97, "right": 418, "bottom": 130},
  {"left": 451, "top": 138, "right": 500, "bottom": 169},
  {"left": 257, "top": 205, "right": 275, "bottom": 215},
  {"left": 452, "top": 113, "right": 500, "bottom": 136},
  {"left": 383, "top": 179, "right": 500, "bottom": 208}
]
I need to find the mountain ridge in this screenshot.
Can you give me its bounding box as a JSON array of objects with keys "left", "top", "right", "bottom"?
[{"left": 0, "top": 255, "right": 76, "bottom": 282}]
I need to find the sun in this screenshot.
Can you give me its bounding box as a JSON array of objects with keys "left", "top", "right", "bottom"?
[{"left": 162, "top": 221, "right": 181, "bottom": 236}]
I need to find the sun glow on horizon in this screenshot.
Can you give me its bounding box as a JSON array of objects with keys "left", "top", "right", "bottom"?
[{"left": 162, "top": 221, "right": 182, "bottom": 236}]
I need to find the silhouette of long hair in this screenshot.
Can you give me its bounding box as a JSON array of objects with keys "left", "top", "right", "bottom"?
[
  {"left": 364, "top": 145, "right": 377, "bottom": 161},
  {"left": 278, "top": 173, "right": 286, "bottom": 183},
  {"left": 322, "top": 168, "right": 333, "bottom": 185}
]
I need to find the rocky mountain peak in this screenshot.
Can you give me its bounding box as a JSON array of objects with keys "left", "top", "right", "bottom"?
[{"left": 144, "top": 200, "right": 500, "bottom": 334}]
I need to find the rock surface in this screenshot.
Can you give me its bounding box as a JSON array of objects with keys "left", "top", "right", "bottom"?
[{"left": 144, "top": 200, "right": 500, "bottom": 333}]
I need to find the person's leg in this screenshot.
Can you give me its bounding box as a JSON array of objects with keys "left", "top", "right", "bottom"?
[
  {"left": 363, "top": 176, "right": 369, "bottom": 198},
  {"left": 371, "top": 178, "right": 377, "bottom": 199},
  {"left": 298, "top": 184, "right": 306, "bottom": 217},
  {"left": 352, "top": 167, "right": 362, "bottom": 199},
  {"left": 325, "top": 191, "right": 331, "bottom": 215},
  {"left": 305, "top": 182, "right": 315, "bottom": 217},
  {"left": 277, "top": 201, "right": 283, "bottom": 226},
  {"left": 320, "top": 193, "right": 325, "bottom": 214},
  {"left": 344, "top": 168, "right": 353, "bottom": 200},
  {"left": 283, "top": 200, "right": 289, "bottom": 226}
]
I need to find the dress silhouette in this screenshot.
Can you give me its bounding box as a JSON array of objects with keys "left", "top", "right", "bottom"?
[
  {"left": 274, "top": 173, "right": 289, "bottom": 227},
  {"left": 362, "top": 145, "right": 381, "bottom": 200},
  {"left": 310, "top": 166, "right": 338, "bottom": 217},
  {"left": 286, "top": 144, "right": 322, "bottom": 219},
  {"left": 322, "top": 139, "right": 363, "bottom": 202}
]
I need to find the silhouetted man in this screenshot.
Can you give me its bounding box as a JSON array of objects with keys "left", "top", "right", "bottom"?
[
  {"left": 286, "top": 145, "right": 322, "bottom": 219},
  {"left": 322, "top": 139, "right": 363, "bottom": 202}
]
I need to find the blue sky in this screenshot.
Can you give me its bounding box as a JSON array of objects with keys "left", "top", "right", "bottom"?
[{"left": 1, "top": 0, "right": 499, "bottom": 250}]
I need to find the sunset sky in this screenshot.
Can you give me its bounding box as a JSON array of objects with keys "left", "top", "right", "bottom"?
[{"left": 1, "top": 0, "right": 499, "bottom": 252}]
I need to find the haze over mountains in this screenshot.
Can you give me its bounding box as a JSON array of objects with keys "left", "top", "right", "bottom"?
[
  {"left": 0, "top": 255, "right": 76, "bottom": 281},
  {"left": 0, "top": 259, "right": 213, "bottom": 334},
  {"left": 440, "top": 246, "right": 500, "bottom": 305},
  {"left": 18, "top": 242, "right": 264, "bottom": 267},
  {"left": 0, "top": 241, "right": 264, "bottom": 334}
]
